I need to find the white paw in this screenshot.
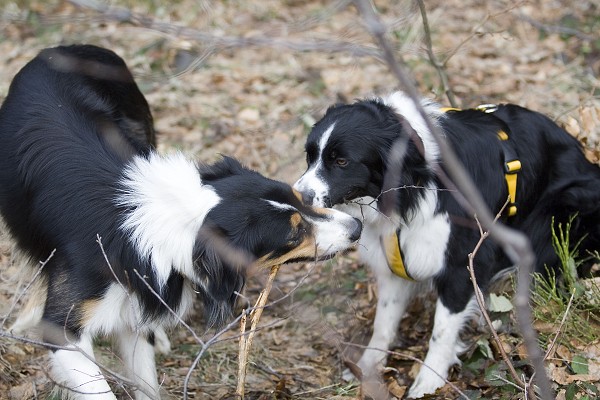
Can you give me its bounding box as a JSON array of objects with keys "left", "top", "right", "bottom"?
[
  {"left": 342, "top": 352, "right": 385, "bottom": 381},
  {"left": 342, "top": 367, "right": 358, "bottom": 382},
  {"left": 152, "top": 327, "right": 171, "bottom": 355},
  {"left": 407, "top": 367, "right": 447, "bottom": 398}
]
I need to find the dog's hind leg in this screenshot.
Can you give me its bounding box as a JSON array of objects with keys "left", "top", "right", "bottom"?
[
  {"left": 407, "top": 297, "right": 477, "bottom": 398},
  {"left": 116, "top": 329, "right": 160, "bottom": 400}
]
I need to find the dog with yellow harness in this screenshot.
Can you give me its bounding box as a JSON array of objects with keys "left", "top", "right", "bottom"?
[{"left": 293, "top": 91, "right": 600, "bottom": 398}]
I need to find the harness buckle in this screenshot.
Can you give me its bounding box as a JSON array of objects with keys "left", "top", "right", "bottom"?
[{"left": 476, "top": 104, "right": 499, "bottom": 113}]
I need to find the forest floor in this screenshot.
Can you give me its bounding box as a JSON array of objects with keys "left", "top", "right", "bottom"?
[{"left": 0, "top": 0, "right": 599, "bottom": 399}]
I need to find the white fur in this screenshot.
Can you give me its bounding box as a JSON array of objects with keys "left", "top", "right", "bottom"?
[
  {"left": 310, "top": 208, "right": 362, "bottom": 255},
  {"left": 265, "top": 199, "right": 296, "bottom": 212},
  {"left": 340, "top": 193, "right": 451, "bottom": 387},
  {"left": 116, "top": 330, "right": 159, "bottom": 400},
  {"left": 117, "top": 152, "right": 220, "bottom": 290},
  {"left": 50, "top": 334, "right": 117, "bottom": 399},
  {"left": 408, "top": 298, "right": 479, "bottom": 398},
  {"left": 82, "top": 283, "right": 193, "bottom": 336},
  {"left": 381, "top": 92, "right": 443, "bottom": 164},
  {"left": 51, "top": 281, "right": 194, "bottom": 399},
  {"left": 267, "top": 199, "right": 360, "bottom": 256},
  {"left": 342, "top": 207, "right": 419, "bottom": 381},
  {"left": 398, "top": 185, "right": 451, "bottom": 281},
  {"left": 292, "top": 123, "right": 335, "bottom": 205}
]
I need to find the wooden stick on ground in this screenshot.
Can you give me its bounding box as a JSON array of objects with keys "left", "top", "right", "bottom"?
[{"left": 236, "top": 264, "right": 281, "bottom": 399}]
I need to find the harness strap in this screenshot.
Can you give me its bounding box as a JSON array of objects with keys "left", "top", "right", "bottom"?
[
  {"left": 442, "top": 104, "right": 521, "bottom": 217},
  {"left": 382, "top": 104, "right": 521, "bottom": 280},
  {"left": 497, "top": 129, "right": 521, "bottom": 216},
  {"left": 381, "top": 230, "right": 414, "bottom": 281}
]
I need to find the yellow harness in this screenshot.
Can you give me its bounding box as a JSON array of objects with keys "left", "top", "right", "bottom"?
[
  {"left": 383, "top": 104, "right": 521, "bottom": 280},
  {"left": 381, "top": 231, "right": 413, "bottom": 280}
]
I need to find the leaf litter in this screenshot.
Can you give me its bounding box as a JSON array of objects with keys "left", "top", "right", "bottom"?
[{"left": 0, "top": 0, "right": 599, "bottom": 398}]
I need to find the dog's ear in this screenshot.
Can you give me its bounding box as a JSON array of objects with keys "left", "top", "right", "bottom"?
[
  {"left": 192, "top": 226, "right": 249, "bottom": 327},
  {"left": 198, "top": 156, "right": 246, "bottom": 182},
  {"left": 325, "top": 102, "right": 347, "bottom": 114}
]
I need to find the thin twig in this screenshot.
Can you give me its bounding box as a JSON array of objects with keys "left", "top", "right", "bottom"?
[
  {"left": 544, "top": 290, "right": 576, "bottom": 360},
  {"left": 415, "top": 0, "right": 457, "bottom": 107},
  {"left": 468, "top": 207, "right": 527, "bottom": 392},
  {"left": 441, "top": 3, "right": 523, "bottom": 66},
  {"left": 67, "top": 0, "right": 382, "bottom": 64},
  {"left": 516, "top": 13, "right": 596, "bottom": 42},
  {"left": 236, "top": 264, "right": 281, "bottom": 399}
]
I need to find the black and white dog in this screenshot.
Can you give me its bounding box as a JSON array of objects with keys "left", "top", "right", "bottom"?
[
  {"left": 294, "top": 91, "right": 600, "bottom": 397},
  {"left": 0, "top": 45, "right": 362, "bottom": 399}
]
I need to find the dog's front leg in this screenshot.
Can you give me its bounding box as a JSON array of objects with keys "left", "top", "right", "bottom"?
[
  {"left": 116, "top": 329, "right": 160, "bottom": 400},
  {"left": 344, "top": 270, "right": 417, "bottom": 381},
  {"left": 50, "top": 332, "right": 117, "bottom": 399},
  {"left": 407, "top": 297, "right": 476, "bottom": 398}
]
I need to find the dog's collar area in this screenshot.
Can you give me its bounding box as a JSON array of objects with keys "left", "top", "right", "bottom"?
[
  {"left": 381, "top": 230, "right": 414, "bottom": 281},
  {"left": 441, "top": 105, "right": 521, "bottom": 217}
]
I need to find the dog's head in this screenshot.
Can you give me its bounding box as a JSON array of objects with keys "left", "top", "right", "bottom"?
[
  {"left": 195, "top": 156, "right": 362, "bottom": 324},
  {"left": 119, "top": 154, "right": 361, "bottom": 326},
  {"left": 294, "top": 94, "right": 439, "bottom": 215}
]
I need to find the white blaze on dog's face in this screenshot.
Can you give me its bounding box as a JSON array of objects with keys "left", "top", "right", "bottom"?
[
  {"left": 293, "top": 123, "right": 336, "bottom": 208},
  {"left": 294, "top": 95, "right": 441, "bottom": 217},
  {"left": 293, "top": 104, "right": 399, "bottom": 209}
]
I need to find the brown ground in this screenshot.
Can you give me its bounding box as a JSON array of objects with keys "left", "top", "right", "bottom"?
[{"left": 0, "top": 0, "right": 599, "bottom": 399}]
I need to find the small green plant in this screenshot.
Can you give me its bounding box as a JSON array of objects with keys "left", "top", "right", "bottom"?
[
  {"left": 530, "top": 215, "right": 600, "bottom": 398},
  {"left": 531, "top": 215, "right": 600, "bottom": 345}
]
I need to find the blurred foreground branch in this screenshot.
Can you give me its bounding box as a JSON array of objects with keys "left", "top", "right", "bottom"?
[{"left": 68, "top": 0, "right": 382, "bottom": 61}]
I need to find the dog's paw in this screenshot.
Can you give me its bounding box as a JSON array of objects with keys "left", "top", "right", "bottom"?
[
  {"left": 342, "top": 367, "right": 358, "bottom": 382},
  {"left": 342, "top": 353, "right": 385, "bottom": 382},
  {"left": 407, "top": 368, "right": 446, "bottom": 398}
]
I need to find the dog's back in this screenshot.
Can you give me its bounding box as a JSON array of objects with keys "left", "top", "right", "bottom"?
[
  {"left": 0, "top": 45, "right": 155, "bottom": 264},
  {"left": 493, "top": 105, "right": 600, "bottom": 273},
  {"left": 439, "top": 105, "right": 600, "bottom": 273}
]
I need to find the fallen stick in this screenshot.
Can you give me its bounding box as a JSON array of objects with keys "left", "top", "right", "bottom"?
[{"left": 236, "top": 264, "right": 281, "bottom": 399}]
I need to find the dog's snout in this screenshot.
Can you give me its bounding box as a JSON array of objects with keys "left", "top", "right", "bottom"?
[
  {"left": 301, "top": 189, "right": 315, "bottom": 205},
  {"left": 349, "top": 217, "right": 362, "bottom": 242}
]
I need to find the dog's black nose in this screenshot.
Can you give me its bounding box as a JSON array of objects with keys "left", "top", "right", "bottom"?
[
  {"left": 301, "top": 189, "right": 315, "bottom": 205},
  {"left": 349, "top": 218, "right": 363, "bottom": 242}
]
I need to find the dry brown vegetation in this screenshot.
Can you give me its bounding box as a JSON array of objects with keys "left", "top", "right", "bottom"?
[{"left": 1, "top": 0, "right": 599, "bottom": 399}]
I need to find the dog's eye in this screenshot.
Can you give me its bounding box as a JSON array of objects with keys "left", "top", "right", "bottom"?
[{"left": 335, "top": 158, "right": 348, "bottom": 167}]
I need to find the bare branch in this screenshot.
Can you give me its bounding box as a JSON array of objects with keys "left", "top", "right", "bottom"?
[
  {"left": 67, "top": 0, "right": 382, "bottom": 64},
  {"left": 415, "top": 0, "right": 457, "bottom": 107},
  {"left": 516, "top": 13, "right": 596, "bottom": 42},
  {"left": 236, "top": 264, "right": 280, "bottom": 399},
  {"left": 468, "top": 208, "right": 527, "bottom": 392}
]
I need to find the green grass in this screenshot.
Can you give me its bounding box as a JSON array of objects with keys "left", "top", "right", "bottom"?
[
  {"left": 531, "top": 215, "right": 600, "bottom": 347},
  {"left": 530, "top": 215, "right": 600, "bottom": 399}
]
